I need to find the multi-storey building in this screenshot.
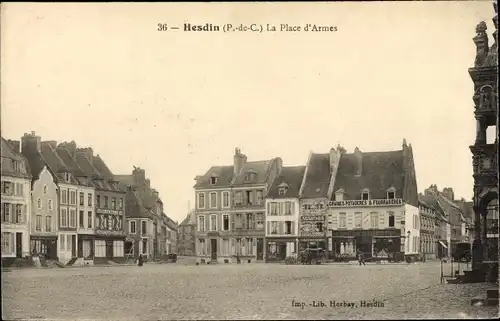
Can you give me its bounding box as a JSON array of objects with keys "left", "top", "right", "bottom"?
[
  {"left": 193, "top": 148, "right": 281, "bottom": 263},
  {"left": 299, "top": 147, "right": 342, "bottom": 253},
  {"left": 166, "top": 217, "right": 178, "bottom": 254},
  {"left": 20, "top": 132, "right": 59, "bottom": 260},
  {"left": 117, "top": 167, "right": 175, "bottom": 260},
  {"left": 178, "top": 210, "right": 196, "bottom": 256},
  {"left": 469, "top": 4, "right": 498, "bottom": 281},
  {"left": 264, "top": 166, "right": 305, "bottom": 262},
  {"left": 418, "top": 194, "right": 437, "bottom": 260},
  {"left": 1, "top": 138, "right": 32, "bottom": 261},
  {"left": 326, "top": 140, "right": 420, "bottom": 262}
]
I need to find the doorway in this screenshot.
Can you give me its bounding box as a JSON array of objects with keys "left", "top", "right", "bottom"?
[
  {"left": 257, "top": 238, "right": 264, "bottom": 260},
  {"left": 105, "top": 240, "right": 114, "bottom": 258},
  {"left": 71, "top": 235, "right": 77, "bottom": 257},
  {"left": 211, "top": 239, "right": 217, "bottom": 260},
  {"left": 16, "top": 233, "right": 22, "bottom": 258}
]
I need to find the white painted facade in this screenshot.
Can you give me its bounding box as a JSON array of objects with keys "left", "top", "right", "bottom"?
[
  {"left": 265, "top": 197, "right": 300, "bottom": 257},
  {"left": 58, "top": 182, "right": 79, "bottom": 264},
  {"left": 404, "top": 204, "right": 420, "bottom": 255},
  {"left": 1, "top": 176, "right": 31, "bottom": 257}
]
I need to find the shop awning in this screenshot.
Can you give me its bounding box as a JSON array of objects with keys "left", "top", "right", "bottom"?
[{"left": 438, "top": 241, "right": 448, "bottom": 249}]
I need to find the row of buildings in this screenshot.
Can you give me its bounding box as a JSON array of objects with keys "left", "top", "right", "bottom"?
[
  {"left": 188, "top": 141, "right": 478, "bottom": 263},
  {"left": 1, "top": 132, "right": 178, "bottom": 266}
]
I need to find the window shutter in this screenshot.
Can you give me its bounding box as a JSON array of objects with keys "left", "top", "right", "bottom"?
[
  {"left": 267, "top": 202, "right": 270, "bottom": 215},
  {"left": 291, "top": 202, "right": 295, "bottom": 215},
  {"left": 267, "top": 222, "right": 270, "bottom": 234},
  {"left": 279, "top": 221, "right": 284, "bottom": 235},
  {"left": 23, "top": 205, "right": 27, "bottom": 224},
  {"left": 205, "top": 216, "right": 209, "bottom": 231},
  {"left": 291, "top": 222, "right": 295, "bottom": 235}
]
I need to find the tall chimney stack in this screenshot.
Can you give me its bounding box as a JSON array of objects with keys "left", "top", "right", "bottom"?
[
  {"left": 353, "top": 147, "right": 362, "bottom": 176},
  {"left": 233, "top": 148, "right": 247, "bottom": 177}
]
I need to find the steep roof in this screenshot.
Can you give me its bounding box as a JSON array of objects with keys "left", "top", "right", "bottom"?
[
  {"left": 180, "top": 210, "right": 196, "bottom": 226},
  {"left": 332, "top": 150, "right": 405, "bottom": 201},
  {"left": 75, "top": 153, "right": 101, "bottom": 178},
  {"left": 125, "top": 189, "right": 154, "bottom": 219},
  {"left": 92, "top": 155, "right": 115, "bottom": 181},
  {"left": 194, "top": 165, "right": 234, "bottom": 189},
  {"left": 301, "top": 153, "right": 331, "bottom": 198},
  {"left": 1, "top": 137, "right": 32, "bottom": 179},
  {"left": 40, "top": 143, "right": 81, "bottom": 185},
  {"left": 267, "top": 166, "right": 306, "bottom": 198},
  {"left": 55, "top": 147, "right": 86, "bottom": 177},
  {"left": 231, "top": 160, "right": 274, "bottom": 186}
]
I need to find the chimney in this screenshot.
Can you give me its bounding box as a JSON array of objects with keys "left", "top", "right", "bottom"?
[
  {"left": 132, "top": 166, "right": 146, "bottom": 185},
  {"left": 76, "top": 147, "right": 94, "bottom": 164},
  {"left": 353, "top": 147, "right": 362, "bottom": 176},
  {"left": 146, "top": 179, "right": 151, "bottom": 187},
  {"left": 58, "top": 141, "right": 77, "bottom": 157},
  {"left": 233, "top": 148, "right": 247, "bottom": 176},
  {"left": 424, "top": 184, "right": 439, "bottom": 196},
  {"left": 7, "top": 140, "right": 20, "bottom": 153},
  {"left": 42, "top": 141, "right": 58, "bottom": 150},
  {"left": 442, "top": 187, "right": 455, "bottom": 201},
  {"left": 329, "top": 147, "right": 341, "bottom": 172},
  {"left": 21, "top": 131, "right": 42, "bottom": 154},
  {"left": 152, "top": 188, "right": 159, "bottom": 199}
]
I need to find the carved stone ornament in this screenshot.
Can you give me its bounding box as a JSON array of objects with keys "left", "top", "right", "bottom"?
[{"left": 474, "top": 21, "right": 489, "bottom": 67}]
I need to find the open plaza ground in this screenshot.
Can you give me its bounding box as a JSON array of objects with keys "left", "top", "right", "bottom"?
[{"left": 2, "top": 260, "right": 498, "bottom": 320}]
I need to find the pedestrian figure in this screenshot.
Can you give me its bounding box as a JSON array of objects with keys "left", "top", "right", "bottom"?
[
  {"left": 137, "top": 254, "right": 144, "bottom": 267},
  {"left": 357, "top": 250, "right": 366, "bottom": 266}
]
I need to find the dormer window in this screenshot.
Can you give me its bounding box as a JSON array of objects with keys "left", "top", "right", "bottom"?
[
  {"left": 278, "top": 182, "right": 289, "bottom": 196},
  {"left": 387, "top": 187, "right": 396, "bottom": 200},
  {"left": 335, "top": 188, "right": 345, "bottom": 201},
  {"left": 245, "top": 170, "right": 257, "bottom": 182},
  {"left": 361, "top": 189, "right": 370, "bottom": 200},
  {"left": 209, "top": 176, "right": 218, "bottom": 185},
  {"left": 64, "top": 172, "right": 71, "bottom": 182}
]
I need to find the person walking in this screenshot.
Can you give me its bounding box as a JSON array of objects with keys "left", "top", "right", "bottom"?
[
  {"left": 357, "top": 250, "right": 366, "bottom": 266},
  {"left": 137, "top": 254, "right": 144, "bottom": 267}
]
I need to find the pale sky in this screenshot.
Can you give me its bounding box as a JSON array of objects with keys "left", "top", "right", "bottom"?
[{"left": 1, "top": 2, "right": 496, "bottom": 223}]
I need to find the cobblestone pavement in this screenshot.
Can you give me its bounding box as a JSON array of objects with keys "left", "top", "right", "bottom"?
[{"left": 2, "top": 261, "right": 498, "bottom": 320}]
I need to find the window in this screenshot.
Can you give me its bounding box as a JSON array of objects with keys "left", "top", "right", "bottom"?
[
  {"left": 284, "top": 202, "right": 293, "bottom": 215},
  {"left": 271, "top": 221, "right": 278, "bottom": 234},
  {"left": 48, "top": 199, "right": 53, "bottom": 210},
  {"left": 141, "top": 221, "right": 147, "bottom": 234},
  {"left": 370, "top": 212, "right": 378, "bottom": 228},
  {"left": 79, "top": 192, "right": 84, "bottom": 206},
  {"left": 69, "top": 209, "right": 77, "bottom": 227},
  {"left": 79, "top": 210, "right": 84, "bottom": 228},
  {"left": 1, "top": 232, "right": 13, "bottom": 253},
  {"left": 354, "top": 212, "right": 362, "bottom": 228},
  {"left": 198, "top": 193, "right": 205, "bottom": 208},
  {"left": 2, "top": 203, "right": 10, "bottom": 222},
  {"left": 223, "top": 214, "right": 229, "bottom": 231},
  {"left": 61, "top": 208, "right": 68, "bottom": 227},
  {"left": 246, "top": 191, "right": 253, "bottom": 205},
  {"left": 270, "top": 202, "right": 278, "bottom": 215},
  {"left": 209, "top": 176, "right": 218, "bottom": 185},
  {"left": 15, "top": 204, "right": 23, "bottom": 223},
  {"left": 17, "top": 183, "right": 24, "bottom": 197},
  {"left": 45, "top": 215, "right": 52, "bottom": 232},
  {"left": 113, "top": 240, "right": 124, "bottom": 257},
  {"left": 316, "top": 222, "right": 324, "bottom": 232},
  {"left": 88, "top": 211, "right": 92, "bottom": 228},
  {"left": 256, "top": 190, "right": 263, "bottom": 205},
  {"left": 245, "top": 172, "right": 256, "bottom": 182},
  {"left": 104, "top": 196, "right": 109, "bottom": 208},
  {"left": 278, "top": 187, "right": 287, "bottom": 196},
  {"left": 88, "top": 193, "right": 93, "bottom": 207},
  {"left": 43, "top": 185, "right": 48, "bottom": 194},
  {"left": 37, "top": 198, "right": 42, "bottom": 209},
  {"left": 61, "top": 190, "right": 68, "bottom": 204},
  {"left": 198, "top": 215, "right": 205, "bottom": 232},
  {"left": 387, "top": 191, "right": 395, "bottom": 199},
  {"left": 65, "top": 172, "right": 71, "bottom": 182},
  {"left": 245, "top": 238, "right": 253, "bottom": 255},
  {"left": 129, "top": 221, "right": 136, "bottom": 234},
  {"left": 110, "top": 197, "right": 116, "bottom": 210},
  {"left": 285, "top": 221, "right": 292, "bottom": 234},
  {"left": 388, "top": 212, "right": 395, "bottom": 227},
  {"left": 70, "top": 191, "right": 76, "bottom": 205},
  {"left": 222, "top": 192, "right": 229, "bottom": 208},
  {"left": 96, "top": 195, "right": 101, "bottom": 208},
  {"left": 256, "top": 213, "right": 264, "bottom": 229},
  {"left": 36, "top": 215, "right": 42, "bottom": 231},
  {"left": 339, "top": 213, "right": 347, "bottom": 228},
  {"left": 95, "top": 240, "right": 106, "bottom": 257},
  {"left": 198, "top": 239, "right": 206, "bottom": 255},
  {"left": 362, "top": 190, "right": 370, "bottom": 200},
  {"left": 118, "top": 198, "right": 123, "bottom": 210},
  {"left": 209, "top": 192, "right": 217, "bottom": 208},
  {"left": 379, "top": 212, "right": 386, "bottom": 226},
  {"left": 210, "top": 215, "right": 217, "bottom": 231},
  {"left": 2, "top": 181, "right": 13, "bottom": 195},
  {"left": 13, "top": 161, "right": 20, "bottom": 171},
  {"left": 234, "top": 191, "right": 242, "bottom": 205}
]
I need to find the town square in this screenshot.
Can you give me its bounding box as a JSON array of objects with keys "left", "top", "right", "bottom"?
[{"left": 1, "top": 2, "right": 499, "bottom": 320}]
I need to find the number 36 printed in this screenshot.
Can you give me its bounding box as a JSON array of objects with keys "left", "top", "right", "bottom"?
[{"left": 158, "top": 23, "right": 168, "bottom": 31}]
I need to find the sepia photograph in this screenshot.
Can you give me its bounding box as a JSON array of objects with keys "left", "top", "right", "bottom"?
[{"left": 0, "top": 1, "right": 498, "bottom": 320}]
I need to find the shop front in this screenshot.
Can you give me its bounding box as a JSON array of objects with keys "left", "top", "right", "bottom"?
[
  {"left": 30, "top": 235, "right": 58, "bottom": 260},
  {"left": 266, "top": 238, "right": 297, "bottom": 262},
  {"left": 332, "top": 229, "right": 402, "bottom": 261}
]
